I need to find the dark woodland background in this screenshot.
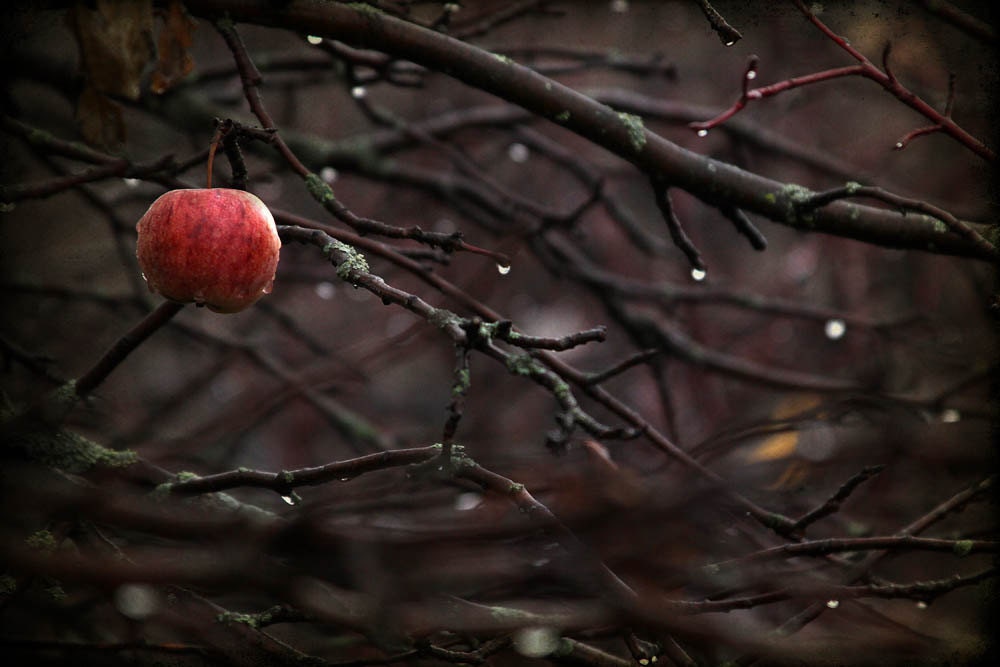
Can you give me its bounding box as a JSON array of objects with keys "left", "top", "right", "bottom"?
[{"left": 1, "top": 1, "right": 998, "bottom": 666}]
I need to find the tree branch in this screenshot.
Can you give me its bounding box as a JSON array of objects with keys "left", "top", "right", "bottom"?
[{"left": 178, "top": 0, "right": 996, "bottom": 261}]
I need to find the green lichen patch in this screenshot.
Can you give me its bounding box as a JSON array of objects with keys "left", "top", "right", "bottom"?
[
  {"left": 505, "top": 352, "right": 542, "bottom": 377},
  {"left": 780, "top": 183, "right": 815, "bottom": 204},
  {"left": 776, "top": 183, "right": 817, "bottom": 226},
  {"left": 150, "top": 482, "right": 172, "bottom": 501},
  {"left": 452, "top": 368, "right": 471, "bottom": 397},
  {"left": 554, "top": 110, "right": 571, "bottom": 123},
  {"left": 428, "top": 308, "right": 461, "bottom": 331},
  {"left": 26, "top": 529, "right": 58, "bottom": 553},
  {"left": 407, "top": 442, "right": 472, "bottom": 480},
  {"left": 217, "top": 611, "right": 260, "bottom": 628},
  {"left": 0, "top": 574, "right": 17, "bottom": 594},
  {"left": 488, "top": 604, "right": 534, "bottom": 622},
  {"left": 552, "top": 638, "right": 575, "bottom": 657},
  {"left": 474, "top": 319, "right": 515, "bottom": 343},
  {"left": 345, "top": 2, "right": 383, "bottom": 16},
  {"left": 448, "top": 444, "right": 475, "bottom": 470},
  {"left": 320, "top": 238, "right": 369, "bottom": 280},
  {"left": 5, "top": 420, "right": 138, "bottom": 474},
  {"left": 305, "top": 172, "right": 337, "bottom": 204},
  {"left": 953, "top": 539, "right": 974, "bottom": 557},
  {"left": 926, "top": 217, "right": 948, "bottom": 234},
  {"left": 152, "top": 471, "right": 200, "bottom": 498},
  {"left": 616, "top": 112, "right": 646, "bottom": 152},
  {"left": 552, "top": 380, "right": 572, "bottom": 402},
  {"left": 45, "top": 583, "right": 68, "bottom": 601}
]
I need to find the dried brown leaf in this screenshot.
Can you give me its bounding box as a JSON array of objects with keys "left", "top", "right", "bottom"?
[
  {"left": 76, "top": 84, "right": 126, "bottom": 153},
  {"left": 150, "top": 0, "right": 197, "bottom": 94},
  {"left": 70, "top": 0, "right": 155, "bottom": 100}
]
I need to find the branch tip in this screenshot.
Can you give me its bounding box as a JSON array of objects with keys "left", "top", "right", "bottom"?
[{"left": 694, "top": 0, "right": 743, "bottom": 46}]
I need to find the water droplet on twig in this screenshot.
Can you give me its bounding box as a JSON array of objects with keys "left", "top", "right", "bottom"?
[
  {"left": 314, "top": 281, "right": 336, "bottom": 300},
  {"left": 114, "top": 584, "right": 159, "bottom": 620},
  {"left": 824, "top": 319, "right": 846, "bottom": 340},
  {"left": 507, "top": 142, "right": 529, "bottom": 163},
  {"left": 514, "top": 627, "right": 561, "bottom": 658},
  {"left": 454, "top": 492, "right": 483, "bottom": 511},
  {"left": 939, "top": 408, "right": 961, "bottom": 423},
  {"left": 320, "top": 166, "right": 338, "bottom": 183}
]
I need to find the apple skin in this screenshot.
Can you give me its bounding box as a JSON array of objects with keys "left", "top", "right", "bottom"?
[{"left": 136, "top": 188, "right": 281, "bottom": 313}]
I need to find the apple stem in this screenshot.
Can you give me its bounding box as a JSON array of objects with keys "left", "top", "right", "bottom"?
[
  {"left": 75, "top": 301, "right": 185, "bottom": 399},
  {"left": 206, "top": 139, "right": 218, "bottom": 189},
  {"left": 207, "top": 119, "right": 231, "bottom": 189}
]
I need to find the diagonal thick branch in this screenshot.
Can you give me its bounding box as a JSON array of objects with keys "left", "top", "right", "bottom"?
[{"left": 178, "top": 0, "right": 995, "bottom": 261}]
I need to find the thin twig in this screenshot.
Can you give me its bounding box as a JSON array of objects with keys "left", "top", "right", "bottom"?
[
  {"left": 75, "top": 301, "right": 185, "bottom": 399},
  {"left": 163, "top": 445, "right": 441, "bottom": 496},
  {"left": 585, "top": 349, "right": 659, "bottom": 385},
  {"left": 798, "top": 184, "right": 1000, "bottom": 261},
  {"left": 651, "top": 178, "right": 705, "bottom": 270},
  {"left": 789, "top": 0, "right": 995, "bottom": 162},
  {"left": 719, "top": 205, "right": 767, "bottom": 250},
  {"left": 693, "top": 0, "right": 743, "bottom": 45},
  {"left": 791, "top": 465, "right": 885, "bottom": 532},
  {"left": 441, "top": 343, "right": 472, "bottom": 454},
  {"left": 918, "top": 0, "right": 997, "bottom": 44}
]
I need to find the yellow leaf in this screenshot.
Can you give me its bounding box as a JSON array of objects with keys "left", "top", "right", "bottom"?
[
  {"left": 746, "top": 430, "right": 799, "bottom": 463},
  {"left": 771, "top": 393, "right": 821, "bottom": 420},
  {"left": 763, "top": 460, "right": 810, "bottom": 491},
  {"left": 744, "top": 394, "right": 825, "bottom": 488}
]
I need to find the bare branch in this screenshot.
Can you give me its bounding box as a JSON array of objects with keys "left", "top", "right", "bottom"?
[{"left": 692, "top": 0, "right": 743, "bottom": 46}]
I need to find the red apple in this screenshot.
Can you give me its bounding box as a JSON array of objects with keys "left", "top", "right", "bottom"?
[{"left": 136, "top": 188, "right": 281, "bottom": 313}]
